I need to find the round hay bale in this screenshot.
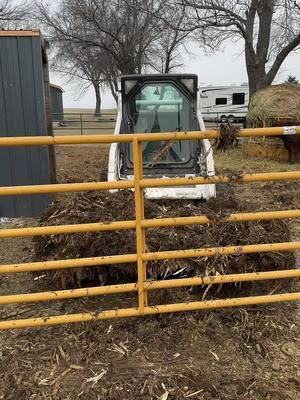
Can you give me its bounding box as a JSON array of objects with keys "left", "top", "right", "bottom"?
[{"left": 247, "top": 84, "right": 300, "bottom": 127}]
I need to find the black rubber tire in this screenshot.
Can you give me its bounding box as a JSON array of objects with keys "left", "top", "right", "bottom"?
[
  {"left": 216, "top": 183, "right": 231, "bottom": 196},
  {"left": 215, "top": 167, "right": 233, "bottom": 196}
]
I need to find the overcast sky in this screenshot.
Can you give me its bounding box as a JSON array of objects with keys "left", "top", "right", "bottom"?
[{"left": 49, "top": 41, "right": 300, "bottom": 110}]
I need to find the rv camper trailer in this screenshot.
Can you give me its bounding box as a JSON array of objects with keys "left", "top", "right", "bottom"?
[{"left": 199, "top": 85, "right": 249, "bottom": 123}]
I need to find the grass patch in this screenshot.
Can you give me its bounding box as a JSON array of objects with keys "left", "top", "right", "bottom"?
[{"left": 214, "top": 145, "right": 300, "bottom": 173}]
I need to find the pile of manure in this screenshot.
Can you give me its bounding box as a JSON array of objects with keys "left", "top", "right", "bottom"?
[
  {"left": 34, "top": 190, "right": 295, "bottom": 294},
  {"left": 247, "top": 84, "right": 300, "bottom": 127}
]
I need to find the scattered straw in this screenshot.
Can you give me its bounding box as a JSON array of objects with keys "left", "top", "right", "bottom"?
[
  {"left": 34, "top": 190, "right": 294, "bottom": 294},
  {"left": 215, "top": 123, "right": 240, "bottom": 151}
]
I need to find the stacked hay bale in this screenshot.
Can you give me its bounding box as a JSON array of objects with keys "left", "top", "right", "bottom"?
[{"left": 244, "top": 84, "right": 300, "bottom": 161}]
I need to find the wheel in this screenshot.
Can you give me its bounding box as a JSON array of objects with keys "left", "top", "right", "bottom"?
[
  {"left": 228, "top": 115, "right": 235, "bottom": 123},
  {"left": 214, "top": 168, "right": 233, "bottom": 196},
  {"left": 220, "top": 115, "right": 227, "bottom": 123},
  {"left": 216, "top": 183, "right": 231, "bottom": 196}
]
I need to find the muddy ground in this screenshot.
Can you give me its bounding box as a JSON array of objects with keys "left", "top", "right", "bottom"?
[{"left": 0, "top": 143, "right": 300, "bottom": 400}]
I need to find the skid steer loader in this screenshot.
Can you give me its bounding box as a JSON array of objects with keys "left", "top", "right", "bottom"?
[{"left": 107, "top": 74, "right": 216, "bottom": 199}]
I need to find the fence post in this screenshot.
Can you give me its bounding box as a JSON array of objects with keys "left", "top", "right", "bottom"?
[
  {"left": 80, "top": 114, "right": 83, "bottom": 135},
  {"left": 133, "top": 138, "right": 147, "bottom": 312}
]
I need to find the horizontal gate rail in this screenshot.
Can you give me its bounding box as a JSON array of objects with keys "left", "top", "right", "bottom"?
[
  {"left": 1, "top": 209, "right": 300, "bottom": 238},
  {"left": 143, "top": 241, "right": 300, "bottom": 261},
  {"left": 1, "top": 292, "right": 300, "bottom": 330},
  {"left": 0, "top": 220, "right": 136, "bottom": 238},
  {"left": 0, "top": 126, "right": 299, "bottom": 147},
  {"left": 143, "top": 209, "right": 300, "bottom": 227},
  {"left": 1, "top": 240, "right": 300, "bottom": 274},
  {"left": 140, "top": 171, "right": 300, "bottom": 188},
  {"left": 0, "top": 283, "right": 137, "bottom": 304},
  {"left": 144, "top": 270, "right": 300, "bottom": 289},
  {"left": 1, "top": 126, "right": 300, "bottom": 329},
  {"left": 0, "top": 171, "right": 300, "bottom": 196},
  {"left": 0, "top": 180, "right": 134, "bottom": 195},
  {"left": 0, "top": 269, "right": 299, "bottom": 306},
  {"left": 0, "top": 254, "right": 138, "bottom": 274}
]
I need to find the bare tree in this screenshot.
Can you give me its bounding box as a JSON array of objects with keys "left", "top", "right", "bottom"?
[
  {"left": 0, "top": 0, "right": 31, "bottom": 28},
  {"left": 36, "top": 0, "right": 167, "bottom": 75},
  {"left": 148, "top": 4, "right": 191, "bottom": 73},
  {"left": 35, "top": 0, "right": 193, "bottom": 108},
  {"left": 52, "top": 42, "right": 110, "bottom": 115},
  {"left": 35, "top": 0, "right": 178, "bottom": 104},
  {"left": 102, "top": 58, "right": 119, "bottom": 103},
  {"left": 181, "top": 0, "right": 300, "bottom": 98}
]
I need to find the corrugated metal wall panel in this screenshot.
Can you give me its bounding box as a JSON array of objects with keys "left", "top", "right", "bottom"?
[{"left": 0, "top": 35, "right": 52, "bottom": 217}]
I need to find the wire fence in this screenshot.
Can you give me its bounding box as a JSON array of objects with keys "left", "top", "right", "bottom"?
[
  {"left": 52, "top": 112, "right": 117, "bottom": 135},
  {"left": 52, "top": 111, "right": 247, "bottom": 136}
]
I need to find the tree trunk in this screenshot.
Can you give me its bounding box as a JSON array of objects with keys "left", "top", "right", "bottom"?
[
  {"left": 108, "top": 78, "right": 118, "bottom": 104},
  {"left": 247, "top": 68, "right": 269, "bottom": 99},
  {"left": 245, "top": 46, "right": 269, "bottom": 100},
  {"left": 244, "top": 1, "right": 275, "bottom": 100},
  {"left": 93, "top": 82, "right": 101, "bottom": 116},
  {"left": 164, "top": 51, "right": 171, "bottom": 73},
  {"left": 245, "top": 55, "right": 258, "bottom": 99}
]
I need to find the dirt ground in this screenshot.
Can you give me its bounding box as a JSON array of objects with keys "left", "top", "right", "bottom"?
[
  {"left": 0, "top": 142, "right": 300, "bottom": 400},
  {"left": 55, "top": 144, "right": 110, "bottom": 183}
]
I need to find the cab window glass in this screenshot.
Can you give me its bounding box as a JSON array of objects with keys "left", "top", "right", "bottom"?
[{"left": 128, "top": 83, "right": 191, "bottom": 164}]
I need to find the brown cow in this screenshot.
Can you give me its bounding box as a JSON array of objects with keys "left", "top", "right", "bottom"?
[
  {"left": 272, "top": 121, "right": 300, "bottom": 163},
  {"left": 279, "top": 135, "right": 300, "bottom": 163}
]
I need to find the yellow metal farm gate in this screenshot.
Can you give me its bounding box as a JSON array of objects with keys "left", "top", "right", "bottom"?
[{"left": 1, "top": 126, "right": 300, "bottom": 330}]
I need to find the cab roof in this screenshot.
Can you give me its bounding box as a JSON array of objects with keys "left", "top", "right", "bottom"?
[{"left": 121, "top": 74, "right": 198, "bottom": 97}]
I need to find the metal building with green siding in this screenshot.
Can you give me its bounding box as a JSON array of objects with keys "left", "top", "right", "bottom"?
[{"left": 0, "top": 30, "right": 55, "bottom": 218}]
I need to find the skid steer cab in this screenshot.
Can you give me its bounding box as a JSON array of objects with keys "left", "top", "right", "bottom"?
[{"left": 107, "top": 74, "right": 216, "bottom": 199}]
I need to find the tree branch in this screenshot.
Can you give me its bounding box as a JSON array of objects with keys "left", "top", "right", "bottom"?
[
  {"left": 266, "top": 32, "right": 300, "bottom": 84},
  {"left": 182, "top": 0, "right": 247, "bottom": 25}
]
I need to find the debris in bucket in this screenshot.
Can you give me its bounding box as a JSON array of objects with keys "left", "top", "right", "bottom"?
[
  {"left": 215, "top": 123, "right": 240, "bottom": 151},
  {"left": 33, "top": 189, "right": 295, "bottom": 294}
]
